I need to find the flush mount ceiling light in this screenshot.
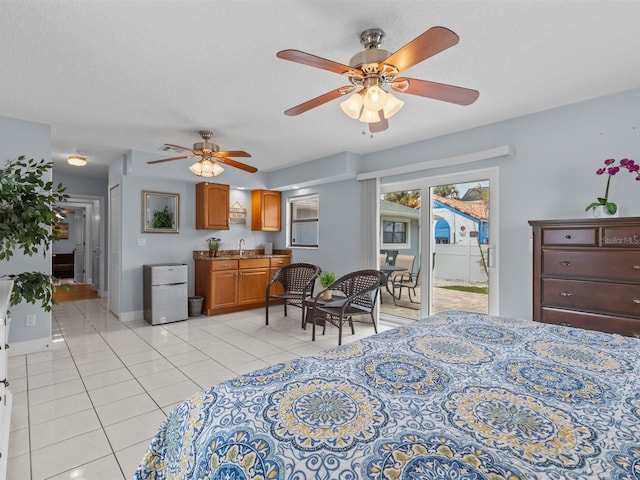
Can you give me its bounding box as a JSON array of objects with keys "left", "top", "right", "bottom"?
[
  {"left": 277, "top": 26, "right": 479, "bottom": 133},
  {"left": 67, "top": 155, "right": 87, "bottom": 166}
]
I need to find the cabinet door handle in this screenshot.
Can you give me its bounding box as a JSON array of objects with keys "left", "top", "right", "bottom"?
[
  {"left": 565, "top": 234, "right": 572, "bottom": 239},
  {"left": 560, "top": 291, "right": 572, "bottom": 297},
  {"left": 560, "top": 261, "right": 572, "bottom": 267},
  {"left": 560, "top": 322, "right": 572, "bottom": 327}
]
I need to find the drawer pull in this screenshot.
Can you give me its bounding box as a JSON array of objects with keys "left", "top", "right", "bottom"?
[
  {"left": 634, "top": 299, "right": 640, "bottom": 304},
  {"left": 560, "top": 261, "right": 572, "bottom": 267},
  {"left": 560, "top": 322, "right": 572, "bottom": 327},
  {"left": 565, "top": 234, "right": 572, "bottom": 239},
  {"left": 633, "top": 265, "right": 640, "bottom": 270},
  {"left": 560, "top": 291, "right": 572, "bottom": 297}
]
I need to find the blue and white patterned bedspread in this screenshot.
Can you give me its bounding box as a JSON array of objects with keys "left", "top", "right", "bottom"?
[{"left": 134, "top": 311, "right": 640, "bottom": 479}]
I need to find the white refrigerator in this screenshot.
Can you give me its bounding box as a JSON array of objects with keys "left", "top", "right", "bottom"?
[{"left": 143, "top": 264, "right": 188, "bottom": 325}]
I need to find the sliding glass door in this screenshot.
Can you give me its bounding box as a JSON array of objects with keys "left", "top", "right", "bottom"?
[{"left": 379, "top": 168, "right": 498, "bottom": 322}]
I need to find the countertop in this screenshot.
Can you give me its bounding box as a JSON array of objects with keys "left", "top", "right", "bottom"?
[{"left": 193, "top": 249, "right": 291, "bottom": 261}]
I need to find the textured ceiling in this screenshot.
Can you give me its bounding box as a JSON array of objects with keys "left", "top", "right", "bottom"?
[{"left": 1, "top": 1, "right": 639, "bottom": 178}]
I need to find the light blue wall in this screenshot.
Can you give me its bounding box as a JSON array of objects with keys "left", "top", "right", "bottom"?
[
  {"left": 109, "top": 150, "right": 280, "bottom": 318},
  {"left": 269, "top": 87, "right": 640, "bottom": 320},
  {"left": 0, "top": 116, "right": 52, "bottom": 349}
]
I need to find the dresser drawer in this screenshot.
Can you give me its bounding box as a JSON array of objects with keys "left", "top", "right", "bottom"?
[
  {"left": 542, "top": 278, "right": 640, "bottom": 317},
  {"left": 602, "top": 226, "right": 640, "bottom": 248},
  {"left": 541, "top": 228, "right": 598, "bottom": 246},
  {"left": 542, "top": 249, "right": 640, "bottom": 282},
  {"left": 541, "top": 307, "right": 640, "bottom": 338}
]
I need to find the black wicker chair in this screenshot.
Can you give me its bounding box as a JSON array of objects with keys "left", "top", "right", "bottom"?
[
  {"left": 265, "top": 263, "right": 321, "bottom": 327},
  {"left": 310, "top": 269, "right": 385, "bottom": 346}
]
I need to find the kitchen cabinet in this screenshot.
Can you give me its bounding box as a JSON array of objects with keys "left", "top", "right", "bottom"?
[
  {"left": 195, "top": 256, "right": 291, "bottom": 315},
  {"left": 196, "top": 182, "right": 229, "bottom": 230},
  {"left": 251, "top": 190, "right": 281, "bottom": 231},
  {"left": 238, "top": 258, "right": 271, "bottom": 305},
  {"left": 269, "top": 256, "right": 291, "bottom": 296},
  {"left": 529, "top": 217, "right": 640, "bottom": 337},
  {"left": 196, "top": 259, "right": 238, "bottom": 313}
]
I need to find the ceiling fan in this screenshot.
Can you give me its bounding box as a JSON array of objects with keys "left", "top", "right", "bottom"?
[
  {"left": 277, "top": 26, "right": 479, "bottom": 133},
  {"left": 147, "top": 130, "right": 257, "bottom": 177}
]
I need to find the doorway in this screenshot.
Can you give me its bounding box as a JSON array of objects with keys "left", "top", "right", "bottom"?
[
  {"left": 53, "top": 195, "right": 105, "bottom": 296},
  {"left": 380, "top": 168, "right": 498, "bottom": 321}
]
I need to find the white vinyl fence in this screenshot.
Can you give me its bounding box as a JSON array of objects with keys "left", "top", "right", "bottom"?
[{"left": 432, "top": 244, "right": 488, "bottom": 285}]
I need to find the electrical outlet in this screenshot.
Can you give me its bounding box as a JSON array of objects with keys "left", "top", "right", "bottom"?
[{"left": 26, "top": 314, "right": 36, "bottom": 327}]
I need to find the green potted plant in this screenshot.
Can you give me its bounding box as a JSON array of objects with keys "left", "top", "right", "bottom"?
[
  {"left": 207, "top": 237, "right": 221, "bottom": 257},
  {"left": 319, "top": 271, "right": 336, "bottom": 300},
  {"left": 0, "top": 156, "right": 69, "bottom": 310}
]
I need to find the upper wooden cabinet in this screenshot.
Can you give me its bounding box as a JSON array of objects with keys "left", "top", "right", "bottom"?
[
  {"left": 196, "top": 182, "right": 229, "bottom": 230},
  {"left": 251, "top": 190, "right": 281, "bottom": 231}
]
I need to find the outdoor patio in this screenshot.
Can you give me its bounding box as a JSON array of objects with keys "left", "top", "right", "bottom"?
[{"left": 379, "top": 283, "right": 488, "bottom": 321}]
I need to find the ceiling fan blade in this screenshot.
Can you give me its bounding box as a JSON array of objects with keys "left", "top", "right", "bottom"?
[
  {"left": 215, "top": 151, "right": 252, "bottom": 158},
  {"left": 381, "top": 26, "right": 459, "bottom": 74},
  {"left": 163, "top": 143, "right": 195, "bottom": 153},
  {"left": 369, "top": 112, "right": 389, "bottom": 133},
  {"left": 277, "top": 49, "right": 357, "bottom": 76},
  {"left": 147, "top": 155, "right": 195, "bottom": 164},
  {"left": 392, "top": 77, "right": 479, "bottom": 106},
  {"left": 215, "top": 157, "right": 258, "bottom": 173},
  {"left": 284, "top": 87, "right": 352, "bottom": 116}
]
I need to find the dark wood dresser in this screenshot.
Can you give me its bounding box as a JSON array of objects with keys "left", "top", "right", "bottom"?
[{"left": 529, "top": 217, "right": 640, "bottom": 337}]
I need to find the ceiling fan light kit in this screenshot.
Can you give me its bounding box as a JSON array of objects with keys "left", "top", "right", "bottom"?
[
  {"left": 148, "top": 130, "right": 257, "bottom": 176},
  {"left": 189, "top": 159, "right": 224, "bottom": 177},
  {"left": 277, "top": 26, "right": 479, "bottom": 133}
]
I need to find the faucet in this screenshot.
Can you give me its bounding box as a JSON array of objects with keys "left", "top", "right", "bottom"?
[{"left": 239, "top": 238, "right": 246, "bottom": 256}]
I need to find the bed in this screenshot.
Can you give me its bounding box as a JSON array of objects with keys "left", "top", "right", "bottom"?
[{"left": 134, "top": 310, "right": 640, "bottom": 479}]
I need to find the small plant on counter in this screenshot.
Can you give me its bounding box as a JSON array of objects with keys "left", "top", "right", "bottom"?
[{"left": 207, "top": 237, "right": 221, "bottom": 256}]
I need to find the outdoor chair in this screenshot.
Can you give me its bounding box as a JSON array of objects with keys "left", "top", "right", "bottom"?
[
  {"left": 265, "top": 263, "right": 321, "bottom": 327},
  {"left": 392, "top": 267, "right": 421, "bottom": 304},
  {"left": 387, "top": 254, "right": 414, "bottom": 286},
  {"left": 310, "top": 269, "right": 385, "bottom": 346},
  {"left": 384, "top": 250, "right": 399, "bottom": 266}
]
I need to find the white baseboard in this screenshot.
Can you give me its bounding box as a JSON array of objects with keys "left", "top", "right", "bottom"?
[{"left": 8, "top": 336, "right": 52, "bottom": 356}]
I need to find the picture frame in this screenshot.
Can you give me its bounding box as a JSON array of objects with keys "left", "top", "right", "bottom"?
[{"left": 143, "top": 191, "right": 179, "bottom": 233}]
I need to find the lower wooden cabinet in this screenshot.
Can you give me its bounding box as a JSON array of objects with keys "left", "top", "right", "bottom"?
[{"left": 195, "top": 256, "right": 290, "bottom": 315}]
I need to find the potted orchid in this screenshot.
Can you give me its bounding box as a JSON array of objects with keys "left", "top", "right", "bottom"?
[{"left": 585, "top": 158, "right": 640, "bottom": 216}]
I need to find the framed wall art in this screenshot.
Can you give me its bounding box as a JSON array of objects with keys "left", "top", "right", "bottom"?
[{"left": 143, "top": 191, "right": 179, "bottom": 233}]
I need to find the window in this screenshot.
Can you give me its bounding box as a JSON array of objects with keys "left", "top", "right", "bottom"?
[
  {"left": 381, "top": 218, "right": 410, "bottom": 249},
  {"left": 288, "top": 194, "right": 319, "bottom": 247}
]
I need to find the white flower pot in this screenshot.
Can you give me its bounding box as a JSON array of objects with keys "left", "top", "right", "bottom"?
[{"left": 589, "top": 205, "right": 619, "bottom": 218}]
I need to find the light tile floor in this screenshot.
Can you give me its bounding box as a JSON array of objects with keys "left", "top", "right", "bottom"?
[{"left": 7, "top": 298, "right": 389, "bottom": 480}]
